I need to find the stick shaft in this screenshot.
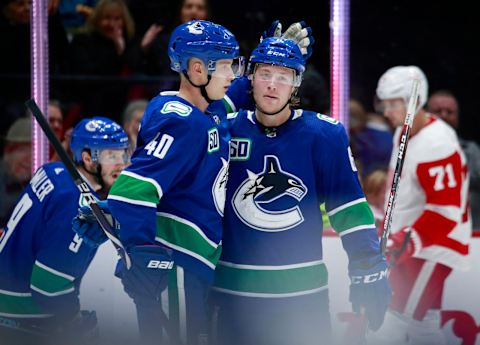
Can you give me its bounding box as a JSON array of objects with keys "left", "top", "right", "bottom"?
[{"left": 380, "top": 79, "right": 421, "bottom": 254}]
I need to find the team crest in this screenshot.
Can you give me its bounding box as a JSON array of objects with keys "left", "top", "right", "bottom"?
[
  {"left": 232, "top": 155, "right": 307, "bottom": 231},
  {"left": 212, "top": 157, "right": 229, "bottom": 216},
  {"left": 187, "top": 21, "right": 204, "bottom": 34}
]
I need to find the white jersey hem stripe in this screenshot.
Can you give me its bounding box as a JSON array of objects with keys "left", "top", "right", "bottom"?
[
  {"left": 217, "top": 259, "right": 324, "bottom": 270},
  {"left": 212, "top": 285, "right": 328, "bottom": 298},
  {"left": 0, "top": 289, "right": 32, "bottom": 297},
  {"left": 0, "top": 312, "right": 52, "bottom": 318}
]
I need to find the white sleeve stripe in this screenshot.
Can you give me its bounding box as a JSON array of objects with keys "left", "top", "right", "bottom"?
[
  {"left": 108, "top": 195, "right": 157, "bottom": 208},
  {"left": 30, "top": 285, "right": 75, "bottom": 297},
  {"left": 120, "top": 170, "right": 163, "bottom": 200},
  {"left": 223, "top": 94, "right": 236, "bottom": 112},
  {"left": 34, "top": 260, "right": 75, "bottom": 281},
  {"left": 156, "top": 212, "right": 218, "bottom": 249},
  {"left": 339, "top": 224, "right": 375, "bottom": 237},
  {"left": 327, "top": 197, "right": 367, "bottom": 217}
]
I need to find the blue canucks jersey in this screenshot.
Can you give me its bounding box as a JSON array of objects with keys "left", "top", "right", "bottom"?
[
  {"left": 108, "top": 93, "right": 230, "bottom": 282},
  {"left": 213, "top": 109, "right": 379, "bottom": 297},
  {"left": 0, "top": 162, "right": 97, "bottom": 320}
]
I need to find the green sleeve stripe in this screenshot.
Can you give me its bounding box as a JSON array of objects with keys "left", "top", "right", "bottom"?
[
  {"left": 109, "top": 172, "right": 162, "bottom": 205},
  {"left": 0, "top": 290, "right": 51, "bottom": 317},
  {"left": 155, "top": 213, "right": 222, "bottom": 270},
  {"left": 213, "top": 261, "right": 328, "bottom": 296},
  {"left": 223, "top": 95, "right": 236, "bottom": 113},
  {"left": 327, "top": 197, "right": 366, "bottom": 217},
  {"left": 30, "top": 261, "right": 75, "bottom": 295},
  {"left": 328, "top": 200, "right": 376, "bottom": 234}
]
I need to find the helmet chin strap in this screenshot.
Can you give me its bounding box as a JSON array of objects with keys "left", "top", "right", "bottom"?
[{"left": 182, "top": 70, "right": 214, "bottom": 104}]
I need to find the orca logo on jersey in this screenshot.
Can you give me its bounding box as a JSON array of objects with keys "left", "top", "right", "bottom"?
[
  {"left": 232, "top": 155, "right": 307, "bottom": 231},
  {"left": 212, "top": 157, "right": 229, "bottom": 216}
]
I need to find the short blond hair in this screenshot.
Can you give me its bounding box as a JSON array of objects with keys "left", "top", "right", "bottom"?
[{"left": 86, "top": 0, "right": 135, "bottom": 39}]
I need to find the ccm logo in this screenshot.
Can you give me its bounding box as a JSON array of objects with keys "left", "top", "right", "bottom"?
[
  {"left": 351, "top": 269, "right": 388, "bottom": 284},
  {"left": 147, "top": 260, "right": 174, "bottom": 269}
]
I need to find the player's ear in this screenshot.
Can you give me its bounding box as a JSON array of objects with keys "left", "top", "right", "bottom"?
[{"left": 81, "top": 150, "right": 94, "bottom": 168}]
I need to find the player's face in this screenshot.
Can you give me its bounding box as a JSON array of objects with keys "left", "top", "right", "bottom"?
[
  {"left": 380, "top": 98, "right": 406, "bottom": 127},
  {"left": 206, "top": 59, "right": 237, "bottom": 100},
  {"left": 427, "top": 94, "right": 458, "bottom": 128},
  {"left": 252, "top": 64, "right": 295, "bottom": 113},
  {"left": 98, "top": 149, "right": 131, "bottom": 189}
]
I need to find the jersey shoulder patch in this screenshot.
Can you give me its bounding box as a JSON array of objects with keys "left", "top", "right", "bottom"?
[
  {"left": 160, "top": 101, "right": 193, "bottom": 117},
  {"left": 316, "top": 113, "right": 339, "bottom": 125}
]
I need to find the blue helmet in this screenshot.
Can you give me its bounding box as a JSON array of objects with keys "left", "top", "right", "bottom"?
[
  {"left": 70, "top": 116, "right": 129, "bottom": 164},
  {"left": 248, "top": 37, "right": 306, "bottom": 85},
  {"left": 168, "top": 20, "right": 240, "bottom": 74}
]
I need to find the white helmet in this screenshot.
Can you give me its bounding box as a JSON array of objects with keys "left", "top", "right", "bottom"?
[{"left": 376, "top": 65, "right": 428, "bottom": 110}]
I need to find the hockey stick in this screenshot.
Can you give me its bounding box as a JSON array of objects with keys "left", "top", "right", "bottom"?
[
  {"left": 25, "top": 99, "right": 131, "bottom": 269},
  {"left": 380, "top": 79, "right": 421, "bottom": 255}
]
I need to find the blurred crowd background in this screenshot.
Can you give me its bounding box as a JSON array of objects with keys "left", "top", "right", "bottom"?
[{"left": 1, "top": 0, "right": 478, "bottom": 229}]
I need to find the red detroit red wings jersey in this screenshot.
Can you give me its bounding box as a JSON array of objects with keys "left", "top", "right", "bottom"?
[{"left": 387, "top": 115, "right": 471, "bottom": 270}]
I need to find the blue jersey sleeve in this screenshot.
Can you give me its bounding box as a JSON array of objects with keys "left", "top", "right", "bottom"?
[
  {"left": 108, "top": 115, "right": 206, "bottom": 248},
  {"left": 224, "top": 76, "right": 255, "bottom": 112},
  {"left": 316, "top": 120, "right": 380, "bottom": 261},
  {"left": 30, "top": 182, "right": 96, "bottom": 320}
]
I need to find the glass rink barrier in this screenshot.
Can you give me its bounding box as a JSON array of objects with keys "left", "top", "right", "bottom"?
[{"left": 80, "top": 229, "right": 480, "bottom": 345}]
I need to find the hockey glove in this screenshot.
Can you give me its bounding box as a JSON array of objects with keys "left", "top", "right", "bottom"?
[
  {"left": 281, "top": 21, "right": 315, "bottom": 60},
  {"left": 72, "top": 200, "right": 115, "bottom": 248},
  {"left": 260, "top": 20, "right": 315, "bottom": 60},
  {"left": 386, "top": 227, "right": 419, "bottom": 266},
  {"left": 349, "top": 254, "right": 391, "bottom": 331},
  {"left": 115, "top": 245, "right": 173, "bottom": 303},
  {"left": 260, "top": 19, "right": 282, "bottom": 42}
]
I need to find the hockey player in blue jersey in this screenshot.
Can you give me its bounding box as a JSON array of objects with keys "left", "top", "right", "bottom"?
[
  {"left": 211, "top": 37, "right": 392, "bottom": 345},
  {"left": 102, "top": 20, "right": 244, "bottom": 345},
  {"left": 0, "top": 117, "right": 130, "bottom": 344}
]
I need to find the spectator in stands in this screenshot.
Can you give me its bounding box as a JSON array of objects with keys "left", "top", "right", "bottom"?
[
  {"left": 428, "top": 90, "right": 480, "bottom": 228},
  {"left": 349, "top": 98, "right": 393, "bottom": 179},
  {"left": 0, "top": 117, "right": 31, "bottom": 227},
  {"left": 70, "top": 0, "right": 135, "bottom": 75},
  {"left": 363, "top": 169, "right": 388, "bottom": 227},
  {"left": 48, "top": 100, "right": 65, "bottom": 161},
  {"left": 129, "top": 0, "right": 211, "bottom": 76},
  {"left": 121, "top": 99, "right": 147, "bottom": 150},
  {"left": 70, "top": 0, "right": 136, "bottom": 119}
]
